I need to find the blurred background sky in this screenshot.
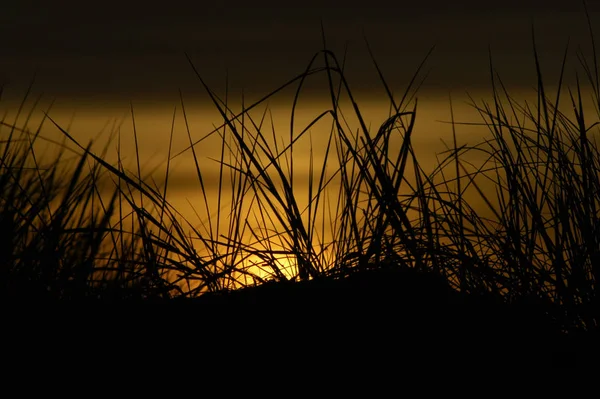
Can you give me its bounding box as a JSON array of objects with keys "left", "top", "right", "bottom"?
[
  {"left": 2, "top": 1, "right": 599, "bottom": 105},
  {"left": 3, "top": 0, "right": 600, "bottom": 235}
]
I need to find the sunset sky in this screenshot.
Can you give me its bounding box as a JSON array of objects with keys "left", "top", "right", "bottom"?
[
  {"left": 3, "top": 1, "right": 599, "bottom": 105},
  {"left": 3, "top": 1, "right": 600, "bottom": 259}
]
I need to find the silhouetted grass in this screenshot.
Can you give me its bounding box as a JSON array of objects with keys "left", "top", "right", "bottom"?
[{"left": 1, "top": 11, "right": 599, "bottom": 348}]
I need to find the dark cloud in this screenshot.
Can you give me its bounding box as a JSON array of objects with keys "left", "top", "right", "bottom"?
[{"left": 2, "top": 1, "right": 599, "bottom": 104}]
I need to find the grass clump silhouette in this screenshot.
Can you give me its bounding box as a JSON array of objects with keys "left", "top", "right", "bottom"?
[{"left": 1, "top": 17, "right": 599, "bottom": 355}]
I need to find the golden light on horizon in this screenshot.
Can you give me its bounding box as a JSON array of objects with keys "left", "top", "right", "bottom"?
[{"left": 5, "top": 75, "right": 600, "bottom": 296}]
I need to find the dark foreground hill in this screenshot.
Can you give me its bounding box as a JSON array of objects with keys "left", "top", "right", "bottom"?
[
  {"left": 187, "top": 267, "right": 571, "bottom": 364},
  {"left": 4, "top": 266, "right": 595, "bottom": 368},
  {"left": 161, "top": 266, "right": 592, "bottom": 367}
]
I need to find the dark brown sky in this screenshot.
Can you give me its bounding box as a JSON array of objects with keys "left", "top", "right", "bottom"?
[{"left": 2, "top": 1, "right": 599, "bottom": 105}]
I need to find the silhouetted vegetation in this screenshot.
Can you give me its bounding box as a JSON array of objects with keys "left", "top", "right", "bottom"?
[{"left": 2, "top": 10, "right": 599, "bottom": 363}]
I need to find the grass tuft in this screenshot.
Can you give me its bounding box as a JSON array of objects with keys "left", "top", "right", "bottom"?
[{"left": 1, "top": 10, "right": 599, "bottom": 341}]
